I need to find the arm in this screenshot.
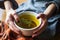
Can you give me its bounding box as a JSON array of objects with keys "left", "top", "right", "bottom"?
[
  {"left": 4, "top": 1, "right": 19, "bottom": 34},
  {"left": 4, "top": 0, "right": 18, "bottom": 9},
  {"left": 4, "top": 1, "right": 13, "bottom": 11},
  {"left": 44, "top": 0, "right": 60, "bottom": 18},
  {"left": 44, "top": 3, "right": 56, "bottom": 18}
]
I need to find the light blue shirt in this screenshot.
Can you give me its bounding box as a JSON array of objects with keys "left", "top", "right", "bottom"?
[{"left": 16, "top": 0, "right": 60, "bottom": 39}]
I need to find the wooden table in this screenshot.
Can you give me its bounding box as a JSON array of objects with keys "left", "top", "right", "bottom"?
[{"left": 15, "top": 0, "right": 27, "bottom": 5}]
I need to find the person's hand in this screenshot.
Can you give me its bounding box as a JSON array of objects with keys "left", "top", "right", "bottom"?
[
  {"left": 4, "top": 1, "right": 33, "bottom": 40},
  {"left": 5, "top": 10, "right": 33, "bottom": 40},
  {"left": 5, "top": 9, "right": 20, "bottom": 34},
  {"left": 32, "top": 13, "right": 48, "bottom": 38}
]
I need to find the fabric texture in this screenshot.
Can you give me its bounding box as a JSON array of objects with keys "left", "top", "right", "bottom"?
[{"left": 15, "top": 0, "right": 60, "bottom": 40}]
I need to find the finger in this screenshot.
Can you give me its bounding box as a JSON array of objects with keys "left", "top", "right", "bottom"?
[
  {"left": 9, "top": 14, "right": 14, "bottom": 21},
  {"left": 11, "top": 10, "right": 19, "bottom": 22},
  {"left": 33, "top": 19, "right": 47, "bottom": 33},
  {"left": 32, "top": 31, "right": 40, "bottom": 38},
  {"left": 5, "top": 14, "right": 14, "bottom": 24},
  {"left": 37, "top": 13, "right": 47, "bottom": 20},
  {"left": 8, "top": 21, "right": 21, "bottom": 34},
  {"left": 13, "top": 13, "right": 19, "bottom": 22},
  {"left": 32, "top": 19, "right": 47, "bottom": 38},
  {"left": 9, "top": 24, "right": 21, "bottom": 35},
  {"left": 0, "top": 23, "right": 3, "bottom": 36},
  {"left": 6, "top": 9, "right": 19, "bottom": 22},
  {"left": 37, "top": 13, "right": 42, "bottom": 19}
]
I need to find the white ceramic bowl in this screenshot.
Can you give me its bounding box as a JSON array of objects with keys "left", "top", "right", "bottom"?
[{"left": 15, "top": 11, "right": 41, "bottom": 36}]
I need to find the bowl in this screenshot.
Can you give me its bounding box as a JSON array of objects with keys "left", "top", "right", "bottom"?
[{"left": 15, "top": 11, "right": 41, "bottom": 36}]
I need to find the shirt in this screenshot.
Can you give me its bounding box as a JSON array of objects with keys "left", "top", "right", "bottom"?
[
  {"left": 15, "top": 0, "right": 60, "bottom": 39},
  {"left": 0, "top": 0, "right": 4, "bottom": 1}
]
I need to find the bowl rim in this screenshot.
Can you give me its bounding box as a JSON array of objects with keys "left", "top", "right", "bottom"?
[{"left": 15, "top": 11, "right": 42, "bottom": 30}]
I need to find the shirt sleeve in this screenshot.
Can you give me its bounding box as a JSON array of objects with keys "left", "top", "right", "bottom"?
[{"left": 46, "top": 0, "right": 60, "bottom": 12}]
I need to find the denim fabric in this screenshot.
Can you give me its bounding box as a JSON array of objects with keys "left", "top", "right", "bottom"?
[
  {"left": 0, "top": 0, "right": 4, "bottom": 1},
  {"left": 15, "top": 0, "right": 60, "bottom": 40}
]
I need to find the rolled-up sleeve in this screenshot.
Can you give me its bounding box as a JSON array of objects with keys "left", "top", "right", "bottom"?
[{"left": 46, "top": 0, "right": 60, "bottom": 12}]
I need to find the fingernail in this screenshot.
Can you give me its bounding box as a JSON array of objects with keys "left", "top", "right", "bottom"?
[
  {"left": 17, "top": 21, "right": 20, "bottom": 23},
  {"left": 37, "top": 16, "right": 40, "bottom": 19},
  {"left": 32, "top": 34, "right": 36, "bottom": 38}
]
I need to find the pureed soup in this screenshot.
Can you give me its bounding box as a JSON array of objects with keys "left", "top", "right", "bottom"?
[{"left": 16, "top": 12, "right": 40, "bottom": 29}]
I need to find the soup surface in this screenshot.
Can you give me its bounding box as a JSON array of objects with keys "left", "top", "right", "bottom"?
[{"left": 16, "top": 13, "right": 40, "bottom": 29}]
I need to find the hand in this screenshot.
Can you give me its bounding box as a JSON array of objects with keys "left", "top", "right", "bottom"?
[
  {"left": 4, "top": 1, "right": 33, "bottom": 40},
  {"left": 5, "top": 9, "right": 20, "bottom": 34},
  {"left": 32, "top": 13, "right": 48, "bottom": 38}
]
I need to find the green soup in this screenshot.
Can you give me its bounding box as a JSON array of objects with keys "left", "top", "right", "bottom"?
[{"left": 16, "top": 13, "right": 40, "bottom": 29}]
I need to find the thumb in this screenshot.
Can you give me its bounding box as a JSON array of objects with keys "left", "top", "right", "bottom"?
[
  {"left": 11, "top": 10, "right": 19, "bottom": 22},
  {"left": 37, "top": 13, "right": 46, "bottom": 20},
  {"left": 5, "top": 14, "right": 14, "bottom": 24},
  {"left": 12, "top": 13, "right": 19, "bottom": 22}
]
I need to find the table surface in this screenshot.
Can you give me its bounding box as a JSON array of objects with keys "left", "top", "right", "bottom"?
[{"left": 15, "top": 0, "right": 27, "bottom": 5}]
